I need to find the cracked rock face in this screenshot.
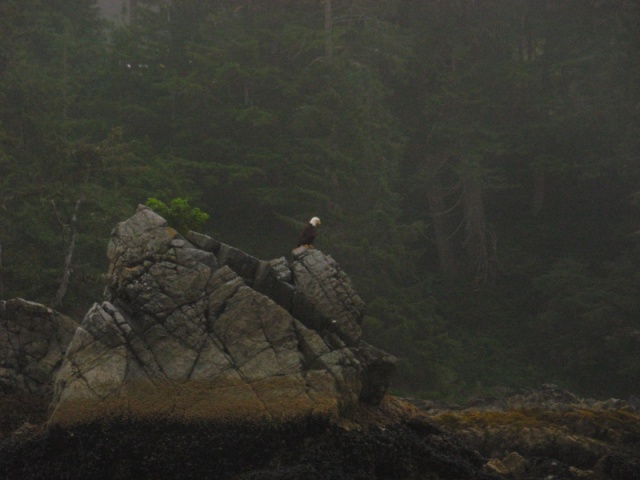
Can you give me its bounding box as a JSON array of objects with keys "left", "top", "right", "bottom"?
[
  {"left": 49, "top": 206, "right": 396, "bottom": 426},
  {"left": 0, "top": 298, "right": 78, "bottom": 396},
  {"left": 290, "top": 247, "right": 365, "bottom": 346}
]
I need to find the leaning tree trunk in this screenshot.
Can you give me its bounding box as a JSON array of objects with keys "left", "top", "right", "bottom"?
[{"left": 52, "top": 199, "right": 81, "bottom": 310}]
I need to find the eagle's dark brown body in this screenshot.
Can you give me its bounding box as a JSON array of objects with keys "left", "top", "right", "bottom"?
[
  {"left": 297, "top": 223, "right": 317, "bottom": 247},
  {"left": 297, "top": 217, "right": 321, "bottom": 247}
]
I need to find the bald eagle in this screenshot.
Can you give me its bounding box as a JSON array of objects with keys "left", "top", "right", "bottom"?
[{"left": 298, "top": 216, "right": 321, "bottom": 248}]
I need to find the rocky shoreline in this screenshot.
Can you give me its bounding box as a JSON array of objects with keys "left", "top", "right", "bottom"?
[
  {"left": 423, "top": 384, "right": 640, "bottom": 479},
  {"left": 0, "top": 397, "right": 495, "bottom": 480},
  {"left": 1, "top": 389, "right": 639, "bottom": 479},
  {"left": 1, "top": 207, "right": 639, "bottom": 479}
]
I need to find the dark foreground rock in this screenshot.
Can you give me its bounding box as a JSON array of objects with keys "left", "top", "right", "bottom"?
[
  {"left": 3, "top": 209, "right": 639, "bottom": 480},
  {"left": 0, "top": 298, "right": 78, "bottom": 396},
  {"left": 422, "top": 384, "right": 640, "bottom": 480},
  {"left": 0, "top": 399, "right": 496, "bottom": 480},
  {"left": 0, "top": 298, "right": 78, "bottom": 434},
  {"left": 2, "top": 388, "right": 639, "bottom": 480}
]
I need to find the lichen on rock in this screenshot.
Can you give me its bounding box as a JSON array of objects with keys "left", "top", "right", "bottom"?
[
  {"left": 48, "top": 205, "right": 397, "bottom": 426},
  {"left": 0, "top": 298, "right": 79, "bottom": 432}
]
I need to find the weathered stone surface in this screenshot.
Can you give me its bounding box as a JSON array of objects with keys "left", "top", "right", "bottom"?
[
  {"left": 49, "top": 205, "right": 396, "bottom": 426},
  {"left": 427, "top": 384, "right": 640, "bottom": 480},
  {"left": 291, "top": 246, "right": 365, "bottom": 346},
  {"left": 484, "top": 452, "right": 527, "bottom": 476},
  {"left": 0, "top": 298, "right": 78, "bottom": 396}
]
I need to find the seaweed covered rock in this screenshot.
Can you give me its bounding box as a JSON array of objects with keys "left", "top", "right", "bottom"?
[
  {"left": 0, "top": 398, "right": 496, "bottom": 480},
  {"left": 49, "top": 206, "right": 396, "bottom": 426},
  {"left": 428, "top": 385, "right": 640, "bottom": 480}
]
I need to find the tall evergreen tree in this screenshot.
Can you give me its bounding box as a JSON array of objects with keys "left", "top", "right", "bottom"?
[{"left": 0, "top": 1, "right": 189, "bottom": 312}]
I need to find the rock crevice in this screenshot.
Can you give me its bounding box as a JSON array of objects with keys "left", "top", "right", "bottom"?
[
  {"left": 48, "top": 206, "right": 396, "bottom": 426},
  {"left": 0, "top": 298, "right": 78, "bottom": 397}
]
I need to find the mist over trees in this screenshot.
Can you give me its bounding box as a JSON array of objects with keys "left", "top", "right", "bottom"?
[{"left": 1, "top": 0, "right": 639, "bottom": 401}]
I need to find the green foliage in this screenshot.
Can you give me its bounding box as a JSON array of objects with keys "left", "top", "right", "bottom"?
[
  {"left": 1, "top": 0, "right": 639, "bottom": 400},
  {"left": 145, "top": 197, "right": 209, "bottom": 235},
  {"left": 526, "top": 256, "right": 640, "bottom": 397}
]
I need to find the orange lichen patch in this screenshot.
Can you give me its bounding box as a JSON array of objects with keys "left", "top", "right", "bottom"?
[
  {"left": 48, "top": 376, "right": 343, "bottom": 428},
  {"left": 536, "top": 408, "right": 640, "bottom": 445},
  {"left": 434, "top": 407, "right": 640, "bottom": 435},
  {"left": 121, "top": 265, "right": 144, "bottom": 274},
  {"left": 252, "top": 375, "right": 320, "bottom": 417},
  {"left": 556, "top": 408, "right": 640, "bottom": 427},
  {"left": 48, "top": 381, "right": 419, "bottom": 432},
  {"left": 430, "top": 406, "right": 640, "bottom": 466},
  {"left": 433, "top": 409, "right": 552, "bottom": 430}
]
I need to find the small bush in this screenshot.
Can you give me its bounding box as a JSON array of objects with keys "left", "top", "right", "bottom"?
[{"left": 145, "top": 197, "right": 209, "bottom": 235}]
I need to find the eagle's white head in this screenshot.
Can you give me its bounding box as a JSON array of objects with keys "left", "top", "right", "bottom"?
[{"left": 310, "top": 216, "right": 321, "bottom": 226}]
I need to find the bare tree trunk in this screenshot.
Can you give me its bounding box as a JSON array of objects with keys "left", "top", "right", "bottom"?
[
  {"left": 0, "top": 242, "right": 4, "bottom": 299},
  {"left": 324, "top": 0, "right": 333, "bottom": 62},
  {"left": 520, "top": 1, "right": 546, "bottom": 218},
  {"left": 427, "top": 181, "right": 458, "bottom": 281},
  {"left": 462, "top": 173, "right": 496, "bottom": 284},
  {"left": 424, "top": 155, "right": 458, "bottom": 280},
  {"left": 532, "top": 164, "right": 545, "bottom": 217},
  {"left": 128, "top": 0, "right": 138, "bottom": 25},
  {"left": 52, "top": 199, "right": 81, "bottom": 310}
]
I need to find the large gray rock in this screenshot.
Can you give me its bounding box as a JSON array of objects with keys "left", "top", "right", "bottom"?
[
  {"left": 49, "top": 206, "right": 396, "bottom": 426},
  {"left": 0, "top": 298, "right": 78, "bottom": 396},
  {"left": 290, "top": 246, "right": 365, "bottom": 346}
]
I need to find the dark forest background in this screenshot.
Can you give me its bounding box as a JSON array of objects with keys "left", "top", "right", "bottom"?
[{"left": 1, "top": 0, "right": 639, "bottom": 401}]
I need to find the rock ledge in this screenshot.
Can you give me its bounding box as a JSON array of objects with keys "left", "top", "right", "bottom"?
[{"left": 49, "top": 206, "right": 396, "bottom": 426}]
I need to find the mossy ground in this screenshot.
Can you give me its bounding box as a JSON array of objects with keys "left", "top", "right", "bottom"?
[
  {"left": 432, "top": 407, "right": 640, "bottom": 479},
  {"left": 434, "top": 407, "right": 640, "bottom": 451}
]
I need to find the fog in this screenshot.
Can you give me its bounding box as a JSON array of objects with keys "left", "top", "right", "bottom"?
[{"left": 1, "top": 0, "right": 639, "bottom": 402}]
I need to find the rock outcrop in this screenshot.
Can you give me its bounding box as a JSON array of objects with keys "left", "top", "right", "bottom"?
[
  {"left": 0, "top": 298, "right": 78, "bottom": 434},
  {"left": 0, "top": 298, "right": 78, "bottom": 397},
  {"left": 423, "top": 384, "right": 640, "bottom": 480},
  {"left": 3, "top": 209, "right": 640, "bottom": 480},
  {"left": 49, "top": 206, "right": 396, "bottom": 426}
]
